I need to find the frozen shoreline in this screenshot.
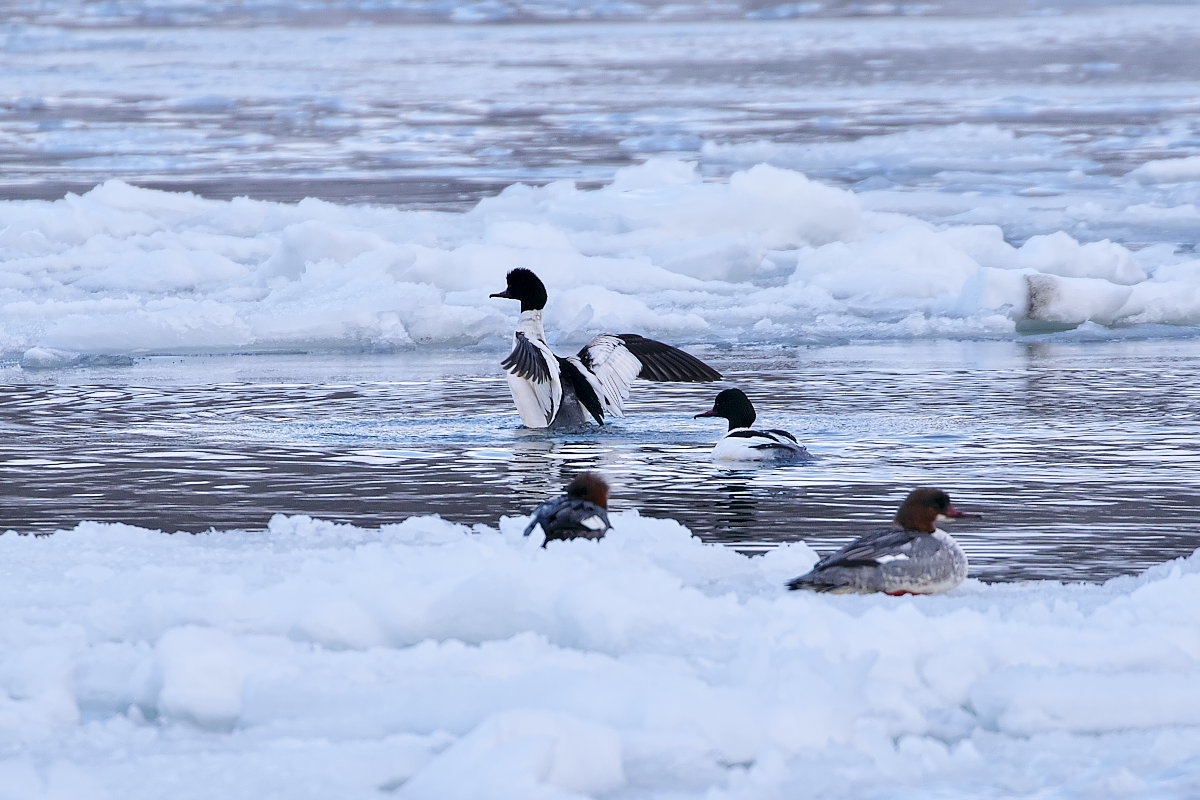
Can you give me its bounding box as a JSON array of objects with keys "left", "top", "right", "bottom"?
[
  {"left": 3, "top": 511, "right": 1198, "bottom": 799},
  {"left": 2, "top": 162, "right": 1199, "bottom": 360}
]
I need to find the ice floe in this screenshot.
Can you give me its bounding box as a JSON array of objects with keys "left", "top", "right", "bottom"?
[
  {"left": 2, "top": 511, "right": 1198, "bottom": 798},
  {"left": 3, "top": 159, "right": 1199, "bottom": 362}
]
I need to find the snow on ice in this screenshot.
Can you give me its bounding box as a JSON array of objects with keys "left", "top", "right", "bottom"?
[
  {"left": 1, "top": 512, "right": 1198, "bottom": 798},
  {"left": 3, "top": 3, "right": 1200, "bottom": 796},
  {"left": 2, "top": 159, "right": 1198, "bottom": 360}
]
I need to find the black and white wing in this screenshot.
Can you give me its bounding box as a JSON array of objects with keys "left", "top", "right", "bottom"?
[
  {"left": 558, "top": 356, "right": 607, "bottom": 425},
  {"left": 787, "top": 528, "right": 956, "bottom": 593},
  {"left": 576, "top": 333, "right": 721, "bottom": 418},
  {"left": 811, "top": 528, "right": 927, "bottom": 571},
  {"left": 571, "top": 334, "right": 641, "bottom": 418},
  {"left": 501, "top": 331, "right": 551, "bottom": 382},
  {"left": 524, "top": 496, "right": 611, "bottom": 543},
  {"left": 613, "top": 334, "right": 722, "bottom": 382},
  {"left": 500, "top": 332, "right": 561, "bottom": 427},
  {"left": 713, "top": 429, "right": 810, "bottom": 461},
  {"left": 786, "top": 528, "right": 922, "bottom": 592}
]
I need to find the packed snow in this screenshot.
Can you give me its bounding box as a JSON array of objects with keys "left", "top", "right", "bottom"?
[
  {"left": 1, "top": 159, "right": 1198, "bottom": 359},
  {"left": 4, "top": 1, "right": 1200, "bottom": 796},
  {"left": 2, "top": 512, "right": 1198, "bottom": 799}
]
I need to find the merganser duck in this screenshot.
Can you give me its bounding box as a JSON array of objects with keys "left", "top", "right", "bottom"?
[
  {"left": 694, "top": 388, "right": 810, "bottom": 461},
  {"left": 524, "top": 472, "right": 612, "bottom": 544},
  {"left": 490, "top": 268, "right": 721, "bottom": 428},
  {"left": 787, "top": 488, "right": 981, "bottom": 595}
]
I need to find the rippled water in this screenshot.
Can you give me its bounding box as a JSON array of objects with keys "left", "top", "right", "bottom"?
[
  {"left": 3, "top": 339, "right": 1198, "bottom": 583},
  {"left": 4, "top": 12, "right": 1199, "bottom": 246}
]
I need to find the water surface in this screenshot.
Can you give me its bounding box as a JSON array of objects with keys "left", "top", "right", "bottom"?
[
  {"left": 3, "top": 339, "right": 1197, "bottom": 583},
  {"left": 4, "top": 12, "right": 1198, "bottom": 252}
]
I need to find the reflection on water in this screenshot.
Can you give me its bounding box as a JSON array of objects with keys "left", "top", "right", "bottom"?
[{"left": 2, "top": 340, "right": 1199, "bottom": 583}]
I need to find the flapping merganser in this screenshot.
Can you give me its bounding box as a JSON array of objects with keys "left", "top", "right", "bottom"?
[
  {"left": 694, "top": 388, "right": 809, "bottom": 461},
  {"left": 491, "top": 269, "right": 721, "bottom": 428},
  {"left": 524, "top": 472, "right": 612, "bottom": 544},
  {"left": 787, "top": 488, "right": 981, "bottom": 595}
]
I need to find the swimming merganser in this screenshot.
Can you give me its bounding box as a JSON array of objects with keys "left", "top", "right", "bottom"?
[
  {"left": 694, "top": 388, "right": 809, "bottom": 461},
  {"left": 787, "top": 488, "right": 980, "bottom": 595},
  {"left": 524, "top": 472, "right": 612, "bottom": 544},
  {"left": 491, "top": 268, "right": 721, "bottom": 428}
]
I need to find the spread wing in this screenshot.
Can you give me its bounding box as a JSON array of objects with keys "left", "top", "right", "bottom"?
[
  {"left": 501, "top": 332, "right": 551, "bottom": 382},
  {"left": 574, "top": 334, "right": 643, "bottom": 418},
  {"left": 576, "top": 333, "right": 722, "bottom": 418},
  {"left": 614, "top": 334, "right": 722, "bottom": 382}
]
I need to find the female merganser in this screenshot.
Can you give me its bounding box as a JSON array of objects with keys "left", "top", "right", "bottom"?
[
  {"left": 524, "top": 472, "right": 612, "bottom": 544},
  {"left": 694, "top": 388, "right": 809, "bottom": 461},
  {"left": 491, "top": 268, "right": 721, "bottom": 428},
  {"left": 787, "top": 488, "right": 981, "bottom": 595}
]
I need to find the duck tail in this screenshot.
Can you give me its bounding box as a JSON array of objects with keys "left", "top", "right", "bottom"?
[{"left": 786, "top": 574, "right": 850, "bottom": 593}]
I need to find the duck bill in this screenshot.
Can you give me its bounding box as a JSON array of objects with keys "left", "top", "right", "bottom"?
[
  {"left": 944, "top": 505, "right": 981, "bottom": 520},
  {"left": 489, "top": 289, "right": 512, "bottom": 299},
  {"left": 694, "top": 409, "right": 717, "bottom": 419}
]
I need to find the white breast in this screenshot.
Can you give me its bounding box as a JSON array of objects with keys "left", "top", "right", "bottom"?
[
  {"left": 711, "top": 428, "right": 807, "bottom": 462},
  {"left": 505, "top": 310, "right": 562, "bottom": 428},
  {"left": 925, "top": 529, "right": 968, "bottom": 591}
]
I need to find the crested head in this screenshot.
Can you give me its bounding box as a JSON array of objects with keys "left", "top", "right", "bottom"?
[
  {"left": 490, "top": 268, "right": 549, "bottom": 312},
  {"left": 894, "top": 487, "right": 976, "bottom": 533},
  {"left": 565, "top": 471, "right": 610, "bottom": 508},
  {"left": 694, "top": 388, "right": 756, "bottom": 431}
]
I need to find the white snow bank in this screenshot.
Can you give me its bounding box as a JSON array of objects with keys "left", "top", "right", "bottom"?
[
  {"left": 2, "top": 511, "right": 1199, "bottom": 798},
  {"left": 18, "top": 347, "right": 135, "bottom": 369},
  {"left": 1129, "top": 155, "right": 1200, "bottom": 184},
  {"left": 2, "top": 160, "right": 1198, "bottom": 357}
]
